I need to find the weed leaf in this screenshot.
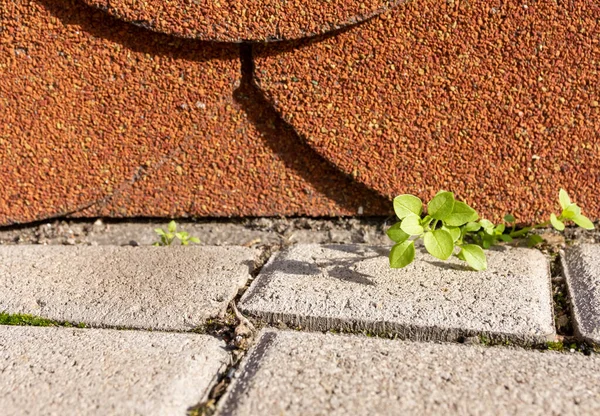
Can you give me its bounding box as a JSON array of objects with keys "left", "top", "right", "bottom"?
[
  {"left": 445, "top": 201, "right": 478, "bottom": 226},
  {"left": 464, "top": 222, "right": 481, "bottom": 232},
  {"left": 562, "top": 204, "right": 581, "bottom": 219},
  {"left": 550, "top": 213, "right": 565, "bottom": 231},
  {"left": 427, "top": 192, "right": 455, "bottom": 220},
  {"left": 559, "top": 189, "right": 571, "bottom": 210},
  {"left": 572, "top": 214, "right": 594, "bottom": 230},
  {"left": 424, "top": 229, "right": 454, "bottom": 260},
  {"left": 389, "top": 241, "right": 415, "bottom": 268},
  {"left": 400, "top": 215, "right": 424, "bottom": 236},
  {"left": 386, "top": 222, "right": 410, "bottom": 243},
  {"left": 460, "top": 244, "right": 487, "bottom": 271},
  {"left": 479, "top": 219, "right": 494, "bottom": 234},
  {"left": 443, "top": 226, "right": 461, "bottom": 242},
  {"left": 393, "top": 195, "right": 423, "bottom": 219}
]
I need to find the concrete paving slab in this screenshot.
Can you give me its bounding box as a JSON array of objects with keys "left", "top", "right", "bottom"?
[
  {"left": 239, "top": 244, "right": 554, "bottom": 344},
  {"left": 218, "top": 329, "right": 600, "bottom": 416},
  {"left": 562, "top": 244, "right": 600, "bottom": 344},
  {"left": 0, "top": 325, "right": 229, "bottom": 416},
  {"left": 0, "top": 246, "right": 257, "bottom": 330}
]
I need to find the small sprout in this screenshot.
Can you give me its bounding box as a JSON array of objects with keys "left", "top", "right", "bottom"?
[
  {"left": 387, "top": 189, "right": 594, "bottom": 271},
  {"left": 550, "top": 189, "right": 594, "bottom": 231},
  {"left": 153, "top": 220, "right": 200, "bottom": 246}
]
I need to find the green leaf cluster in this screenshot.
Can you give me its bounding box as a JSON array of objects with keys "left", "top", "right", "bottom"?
[
  {"left": 388, "top": 189, "right": 594, "bottom": 271},
  {"left": 153, "top": 220, "right": 201, "bottom": 246},
  {"left": 389, "top": 191, "right": 486, "bottom": 271}
]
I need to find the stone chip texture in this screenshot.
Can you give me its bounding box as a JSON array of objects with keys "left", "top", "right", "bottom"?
[
  {"left": 0, "top": 326, "right": 229, "bottom": 416},
  {"left": 217, "top": 329, "right": 600, "bottom": 416},
  {"left": 0, "top": 245, "right": 256, "bottom": 330},
  {"left": 0, "top": 0, "right": 388, "bottom": 225},
  {"left": 239, "top": 244, "right": 554, "bottom": 343},
  {"left": 255, "top": 0, "right": 600, "bottom": 222},
  {"left": 81, "top": 0, "right": 401, "bottom": 41},
  {"left": 562, "top": 244, "right": 600, "bottom": 345},
  {"left": 4, "top": 0, "right": 599, "bottom": 224}
]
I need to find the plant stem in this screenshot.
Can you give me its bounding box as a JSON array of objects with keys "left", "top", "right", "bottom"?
[
  {"left": 532, "top": 220, "right": 550, "bottom": 229},
  {"left": 508, "top": 220, "right": 550, "bottom": 238}
]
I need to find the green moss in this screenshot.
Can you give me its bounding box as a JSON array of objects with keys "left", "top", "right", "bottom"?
[
  {"left": 546, "top": 341, "right": 564, "bottom": 351},
  {"left": 478, "top": 334, "right": 491, "bottom": 346},
  {"left": 0, "top": 312, "right": 58, "bottom": 327},
  {"left": 0, "top": 312, "right": 87, "bottom": 328}
]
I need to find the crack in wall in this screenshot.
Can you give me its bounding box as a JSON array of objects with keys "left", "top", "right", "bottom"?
[{"left": 11, "top": 0, "right": 391, "bottom": 226}]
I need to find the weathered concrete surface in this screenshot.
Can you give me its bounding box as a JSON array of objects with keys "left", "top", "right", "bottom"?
[
  {"left": 239, "top": 244, "right": 555, "bottom": 343},
  {"left": 0, "top": 245, "right": 256, "bottom": 330},
  {"left": 218, "top": 330, "right": 600, "bottom": 416},
  {"left": 562, "top": 244, "right": 600, "bottom": 345},
  {"left": 0, "top": 326, "right": 229, "bottom": 416}
]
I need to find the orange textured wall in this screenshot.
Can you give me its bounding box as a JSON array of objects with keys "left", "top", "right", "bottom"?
[{"left": 1, "top": 0, "right": 599, "bottom": 225}]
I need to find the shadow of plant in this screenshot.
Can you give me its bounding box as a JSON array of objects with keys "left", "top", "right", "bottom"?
[{"left": 270, "top": 245, "right": 390, "bottom": 286}]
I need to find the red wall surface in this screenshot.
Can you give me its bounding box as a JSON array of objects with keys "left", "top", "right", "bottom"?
[{"left": 1, "top": 0, "right": 599, "bottom": 225}]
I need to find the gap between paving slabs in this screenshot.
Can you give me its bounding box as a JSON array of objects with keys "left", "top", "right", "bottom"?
[
  {"left": 0, "top": 238, "right": 597, "bottom": 414},
  {"left": 0, "top": 244, "right": 273, "bottom": 416}
]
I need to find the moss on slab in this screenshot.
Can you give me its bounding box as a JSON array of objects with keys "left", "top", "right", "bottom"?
[{"left": 0, "top": 312, "right": 86, "bottom": 328}]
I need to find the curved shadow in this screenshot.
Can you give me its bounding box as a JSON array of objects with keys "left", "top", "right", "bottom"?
[
  {"left": 28, "top": 0, "right": 391, "bottom": 222},
  {"left": 233, "top": 44, "right": 391, "bottom": 214},
  {"left": 36, "top": 0, "right": 238, "bottom": 62},
  {"left": 78, "top": 0, "right": 405, "bottom": 44}
]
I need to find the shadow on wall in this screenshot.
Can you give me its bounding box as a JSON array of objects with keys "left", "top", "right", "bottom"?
[
  {"left": 37, "top": 0, "right": 238, "bottom": 61},
  {"left": 232, "top": 43, "right": 391, "bottom": 216},
  {"left": 2, "top": 0, "right": 392, "bottom": 225}
]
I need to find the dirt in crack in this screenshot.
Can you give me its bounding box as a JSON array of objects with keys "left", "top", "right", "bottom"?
[{"left": 187, "top": 244, "right": 271, "bottom": 416}]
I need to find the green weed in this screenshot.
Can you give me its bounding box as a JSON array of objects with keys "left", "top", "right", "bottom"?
[
  {"left": 153, "top": 220, "right": 200, "bottom": 246},
  {"left": 388, "top": 189, "right": 593, "bottom": 271}
]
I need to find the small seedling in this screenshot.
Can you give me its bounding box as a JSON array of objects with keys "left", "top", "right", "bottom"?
[
  {"left": 387, "top": 189, "right": 593, "bottom": 271},
  {"left": 153, "top": 220, "right": 200, "bottom": 246}
]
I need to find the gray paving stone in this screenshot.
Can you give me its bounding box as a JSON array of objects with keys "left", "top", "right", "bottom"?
[
  {"left": 218, "top": 329, "right": 600, "bottom": 416},
  {"left": 0, "top": 325, "right": 229, "bottom": 416},
  {"left": 0, "top": 245, "right": 256, "bottom": 330},
  {"left": 239, "top": 244, "right": 554, "bottom": 343},
  {"left": 562, "top": 244, "right": 600, "bottom": 344}
]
